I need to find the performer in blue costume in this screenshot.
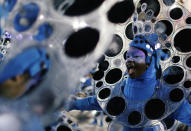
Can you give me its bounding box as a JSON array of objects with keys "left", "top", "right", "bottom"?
[
  {"left": 66, "top": 32, "right": 191, "bottom": 131},
  {"left": 0, "top": 47, "right": 50, "bottom": 99}
]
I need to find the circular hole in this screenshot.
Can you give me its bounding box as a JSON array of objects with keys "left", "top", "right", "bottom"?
[
  {"left": 67, "top": 119, "right": 73, "bottom": 124},
  {"left": 184, "top": 80, "right": 191, "bottom": 88},
  {"left": 165, "top": 42, "right": 171, "bottom": 48},
  {"left": 186, "top": 17, "right": 191, "bottom": 24},
  {"left": 96, "top": 81, "right": 103, "bottom": 88},
  {"left": 163, "top": 66, "right": 184, "bottom": 85},
  {"left": 137, "top": 0, "right": 160, "bottom": 17},
  {"left": 161, "top": 49, "right": 171, "bottom": 61},
  {"left": 106, "top": 97, "right": 126, "bottom": 116},
  {"left": 156, "top": 20, "right": 173, "bottom": 36},
  {"left": 145, "top": 99, "right": 165, "bottom": 119},
  {"left": 144, "top": 24, "right": 151, "bottom": 32},
  {"left": 113, "top": 59, "right": 121, "bottom": 67},
  {"left": 128, "top": 111, "right": 142, "bottom": 125},
  {"left": 169, "top": 8, "right": 183, "bottom": 20},
  {"left": 92, "top": 70, "right": 104, "bottom": 81},
  {"left": 105, "top": 68, "right": 122, "bottom": 84},
  {"left": 107, "top": 0, "right": 135, "bottom": 23},
  {"left": 98, "top": 60, "right": 109, "bottom": 71},
  {"left": 57, "top": 125, "right": 72, "bottom": 131},
  {"left": 125, "top": 23, "right": 134, "bottom": 40},
  {"left": 172, "top": 56, "right": 180, "bottom": 63},
  {"left": 169, "top": 88, "right": 184, "bottom": 102},
  {"left": 64, "top": 27, "right": 99, "bottom": 57},
  {"left": 105, "top": 35, "right": 123, "bottom": 57},
  {"left": 123, "top": 51, "right": 127, "bottom": 60},
  {"left": 186, "top": 56, "right": 191, "bottom": 68},
  {"left": 162, "top": 0, "right": 175, "bottom": 6},
  {"left": 98, "top": 88, "right": 111, "bottom": 100},
  {"left": 174, "top": 29, "right": 191, "bottom": 53},
  {"left": 105, "top": 116, "right": 112, "bottom": 123},
  {"left": 53, "top": 0, "right": 104, "bottom": 16},
  {"left": 162, "top": 117, "right": 175, "bottom": 129}
]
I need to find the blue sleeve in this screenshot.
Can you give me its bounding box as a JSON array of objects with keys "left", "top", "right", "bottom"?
[
  {"left": 170, "top": 100, "right": 191, "bottom": 126},
  {"left": 69, "top": 96, "right": 102, "bottom": 111}
]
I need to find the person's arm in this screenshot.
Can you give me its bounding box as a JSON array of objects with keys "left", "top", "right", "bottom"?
[
  {"left": 66, "top": 96, "right": 102, "bottom": 111},
  {"left": 170, "top": 100, "right": 191, "bottom": 126}
]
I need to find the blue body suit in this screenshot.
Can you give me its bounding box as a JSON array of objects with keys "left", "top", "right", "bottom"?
[
  {"left": 68, "top": 68, "right": 191, "bottom": 131},
  {"left": 67, "top": 34, "right": 191, "bottom": 131}
]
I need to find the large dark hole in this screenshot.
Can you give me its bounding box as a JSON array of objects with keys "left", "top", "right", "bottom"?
[
  {"left": 186, "top": 17, "right": 191, "bottom": 24},
  {"left": 105, "top": 116, "right": 112, "bottom": 123},
  {"left": 57, "top": 125, "right": 72, "bottom": 131},
  {"left": 137, "top": 0, "right": 160, "bottom": 17},
  {"left": 98, "top": 88, "right": 111, "bottom": 100},
  {"left": 162, "top": 0, "right": 175, "bottom": 6},
  {"left": 186, "top": 56, "right": 191, "bottom": 68},
  {"left": 96, "top": 81, "right": 103, "bottom": 88},
  {"left": 174, "top": 29, "right": 191, "bottom": 53},
  {"left": 145, "top": 99, "right": 165, "bottom": 119},
  {"left": 128, "top": 111, "right": 142, "bottom": 125},
  {"left": 163, "top": 66, "right": 184, "bottom": 85},
  {"left": 172, "top": 56, "right": 180, "bottom": 63},
  {"left": 92, "top": 70, "right": 104, "bottom": 80},
  {"left": 105, "top": 35, "right": 123, "bottom": 57},
  {"left": 125, "top": 23, "right": 134, "bottom": 40},
  {"left": 169, "top": 88, "right": 184, "bottom": 102},
  {"left": 106, "top": 97, "right": 126, "bottom": 116},
  {"left": 170, "top": 8, "right": 183, "bottom": 20},
  {"left": 162, "top": 117, "right": 175, "bottom": 129},
  {"left": 53, "top": 0, "right": 104, "bottom": 16},
  {"left": 161, "top": 49, "right": 171, "bottom": 61},
  {"left": 64, "top": 27, "right": 99, "bottom": 57},
  {"left": 107, "top": 0, "right": 135, "bottom": 23},
  {"left": 184, "top": 81, "right": 191, "bottom": 88},
  {"left": 98, "top": 60, "right": 109, "bottom": 71},
  {"left": 155, "top": 20, "right": 173, "bottom": 36},
  {"left": 105, "top": 68, "right": 122, "bottom": 84}
]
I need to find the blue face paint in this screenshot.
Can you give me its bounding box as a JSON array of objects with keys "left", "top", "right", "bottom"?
[{"left": 126, "top": 47, "right": 146, "bottom": 64}]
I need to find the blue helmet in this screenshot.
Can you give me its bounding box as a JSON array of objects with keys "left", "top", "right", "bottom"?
[
  {"left": 0, "top": 47, "right": 50, "bottom": 84},
  {"left": 128, "top": 33, "right": 165, "bottom": 72}
]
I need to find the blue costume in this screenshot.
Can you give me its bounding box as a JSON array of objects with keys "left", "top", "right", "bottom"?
[
  {"left": 0, "top": 47, "right": 50, "bottom": 98},
  {"left": 66, "top": 33, "right": 191, "bottom": 131}
]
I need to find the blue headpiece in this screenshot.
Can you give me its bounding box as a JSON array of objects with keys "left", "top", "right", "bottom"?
[
  {"left": 129, "top": 33, "right": 162, "bottom": 71},
  {"left": 128, "top": 3, "right": 167, "bottom": 72},
  {"left": 0, "top": 47, "right": 50, "bottom": 84}
]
